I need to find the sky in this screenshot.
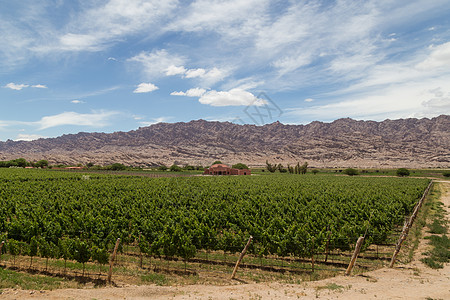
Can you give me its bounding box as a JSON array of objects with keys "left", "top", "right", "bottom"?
[{"left": 1, "top": 0, "right": 449, "bottom": 141}]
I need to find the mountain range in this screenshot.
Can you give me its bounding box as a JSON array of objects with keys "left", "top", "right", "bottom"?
[{"left": 0, "top": 115, "right": 449, "bottom": 168}]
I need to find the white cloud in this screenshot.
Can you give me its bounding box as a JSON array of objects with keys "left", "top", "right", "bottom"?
[
  {"left": 304, "top": 98, "right": 314, "bottom": 102},
  {"left": 129, "top": 49, "right": 228, "bottom": 85},
  {"left": 59, "top": 33, "right": 101, "bottom": 51},
  {"left": 133, "top": 83, "right": 159, "bottom": 93},
  {"left": 4, "top": 83, "right": 47, "bottom": 90},
  {"left": 416, "top": 42, "right": 450, "bottom": 70},
  {"left": 198, "top": 88, "right": 267, "bottom": 107},
  {"left": 128, "top": 49, "right": 186, "bottom": 79},
  {"left": 31, "top": 84, "right": 47, "bottom": 88},
  {"left": 168, "top": 65, "right": 228, "bottom": 85},
  {"left": 185, "top": 68, "right": 206, "bottom": 78},
  {"left": 5, "top": 83, "right": 29, "bottom": 90},
  {"left": 221, "top": 77, "right": 265, "bottom": 91},
  {"left": 420, "top": 87, "right": 450, "bottom": 117},
  {"left": 170, "top": 91, "right": 185, "bottom": 96},
  {"left": 184, "top": 87, "right": 206, "bottom": 97},
  {"left": 165, "top": 65, "right": 187, "bottom": 76},
  {"left": 168, "top": 0, "right": 266, "bottom": 36},
  {"left": 288, "top": 77, "right": 450, "bottom": 122},
  {"left": 15, "top": 134, "right": 47, "bottom": 141},
  {"left": 287, "top": 39, "right": 450, "bottom": 122},
  {"left": 140, "top": 116, "right": 171, "bottom": 126},
  {"left": 71, "top": 100, "right": 84, "bottom": 104},
  {"left": 44, "top": 1, "right": 178, "bottom": 53},
  {"left": 170, "top": 88, "right": 206, "bottom": 97},
  {"left": 35, "top": 111, "right": 118, "bottom": 130}
]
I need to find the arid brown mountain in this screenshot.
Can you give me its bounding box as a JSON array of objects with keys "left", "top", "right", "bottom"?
[{"left": 0, "top": 115, "right": 449, "bottom": 168}]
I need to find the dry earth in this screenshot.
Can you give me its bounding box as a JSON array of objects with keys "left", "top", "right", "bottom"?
[{"left": 2, "top": 181, "right": 450, "bottom": 300}]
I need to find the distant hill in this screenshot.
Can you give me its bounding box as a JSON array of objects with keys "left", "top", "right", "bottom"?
[{"left": 0, "top": 115, "right": 449, "bottom": 168}]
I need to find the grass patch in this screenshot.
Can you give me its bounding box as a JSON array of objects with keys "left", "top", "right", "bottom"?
[
  {"left": 421, "top": 183, "right": 450, "bottom": 269},
  {"left": 421, "top": 257, "right": 444, "bottom": 269},
  {"left": 0, "top": 268, "right": 74, "bottom": 290},
  {"left": 421, "top": 235, "right": 450, "bottom": 269},
  {"left": 428, "top": 219, "right": 447, "bottom": 234},
  {"left": 140, "top": 273, "right": 168, "bottom": 285},
  {"left": 400, "top": 183, "right": 439, "bottom": 263}
]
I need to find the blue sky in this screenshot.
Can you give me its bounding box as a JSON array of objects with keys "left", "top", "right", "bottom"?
[{"left": 1, "top": 0, "right": 449, "bottom": 141}]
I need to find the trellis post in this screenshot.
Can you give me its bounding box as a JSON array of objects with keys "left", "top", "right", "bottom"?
[
  {"left": 108, "top": 238, "right": 121, "bottom": 284},
  {"left": 231, "top": 236, "right": 253, "bottom": 279},
  {"left": 345, "top": 236, "right": 364, "bottom": 276}
]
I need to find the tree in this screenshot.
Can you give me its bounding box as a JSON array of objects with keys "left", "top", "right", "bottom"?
[
  {"left": 287, "top": 164, "right": 294, "bottom": 174},
  {"left": 157, "top": 165, "right": 168, "bottom": 171},
  {"left": 277, "top": 163, "right": 287, "bottom": 173},
  {"left": 343, "top": 168, "right": 359, "bottom": 176},
  {"left": 443, "top": 171, "right": 450, "bottom": 178},
  {"left": 212, "top": 161, "right": 222, "bottom": 165},
  {"left": 109, "top": 163, "right": 127, "bottom": 171},
  {"left": 396, "top": 168, "right": 410, "bottom": 177},
  {"left": 299, "top": 162, "right": 308, "bottom": 174},
  {"left": 13, "top": 158, "right": 28, "bottom": 168},
  {"left": 265, "top": 160, "right": 277, "bottom": 173},
  {"left": 183, "top": 165, "right": 195, "bottom": 170},
  {"left": 35, "top": 160, "right": 49, "bottom": 168},
  {"left": 232, "top": 163, "right": 248, "bottom": 169},
  {"left": 312, "top": 169, "right": 319, "bottom": 175},
  {"left": 169, "top": 164, "right": 182, "bottom": 172}
]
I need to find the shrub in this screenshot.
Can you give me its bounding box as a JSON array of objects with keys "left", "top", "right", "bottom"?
[
  {"left": 443, "top": 171, "right": 450, "bottom": 177},
  {"left": 232, "top": 163, "right": 248, "bottom": 169},
  {"left": 169, "top": 164, "right": 182, "bottom": 172},
  {"left": 109, "top": 163, "right": 127, "bottom": 171},
  {"left": 343, "top": 168, "right": 359, "bottom": 176},
  {"left": 396, "top": 168, "right": 410, "bottom": 177},
  {"left": 157, "top": 165, "right": 168, "bottom": 171}
]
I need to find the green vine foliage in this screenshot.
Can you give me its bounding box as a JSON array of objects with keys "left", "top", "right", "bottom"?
[{"left": 0, "top": 168, "right": 430, "bottom": 261}]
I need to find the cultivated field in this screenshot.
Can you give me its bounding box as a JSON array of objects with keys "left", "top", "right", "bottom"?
[{"left": 0, "top": 168, "right": 444, "bottom": 298}]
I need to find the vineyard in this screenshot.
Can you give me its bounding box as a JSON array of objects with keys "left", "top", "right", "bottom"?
[{"left": 0, "top": 168, "right": 431, "bottom": 283}]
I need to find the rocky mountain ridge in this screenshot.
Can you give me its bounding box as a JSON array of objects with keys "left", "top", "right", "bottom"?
[{"left": 0, "top": 115, "right": 448, "bottom": 168}]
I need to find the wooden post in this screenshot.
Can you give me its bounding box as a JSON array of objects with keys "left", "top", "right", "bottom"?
[
  {"left": 389, "top": 219, "right": 410, "bottom": 267},
  {"left": 345, "top": 236, "right": 364, "bottom": 276},
  {"left": 390, "top": 181, "right": 433, "bottom": 268},
  {"left": 108, "top": 238, "right": 120, "bottom": 284},
  {"left": 231, "top": 236, "right": 253, "bottom": 279}
]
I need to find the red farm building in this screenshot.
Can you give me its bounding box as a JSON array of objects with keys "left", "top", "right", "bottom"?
[{"left": 203, "top": 164, "right": 251, "bottom": 176}]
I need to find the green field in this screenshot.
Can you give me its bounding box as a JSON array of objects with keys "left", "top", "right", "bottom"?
[{"left": 0, "top": 168, "right": 430, "bottom": 266}]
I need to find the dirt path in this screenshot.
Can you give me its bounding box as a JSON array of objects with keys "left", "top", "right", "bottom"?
[{"left": 2, "top": 182, "right": 450, "bottom": 300}]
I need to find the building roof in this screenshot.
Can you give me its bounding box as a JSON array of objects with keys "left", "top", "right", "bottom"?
[{"left": 209, "top": 164, "right": 230, "bottom": 168}]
